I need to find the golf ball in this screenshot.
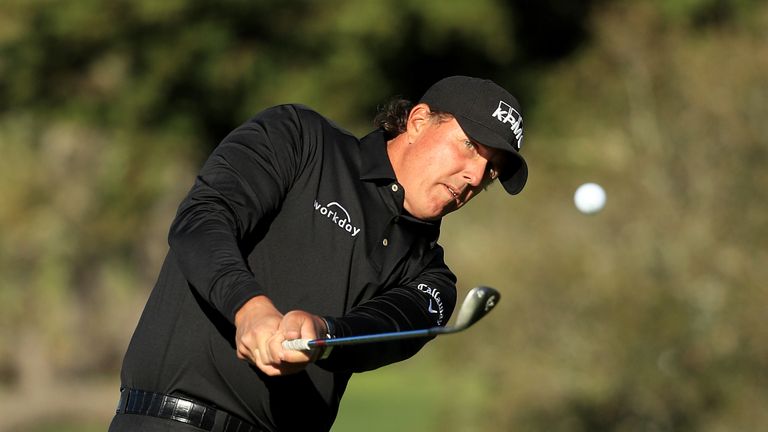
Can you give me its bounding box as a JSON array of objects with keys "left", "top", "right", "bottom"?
[{"left": 574, "top": 183, "right": 606, "bottom": 214}]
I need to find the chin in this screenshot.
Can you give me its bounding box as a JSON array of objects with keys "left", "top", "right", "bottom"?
[
  {"left": 405, "top": 195, "right": 455, "bottom": 220},
  {"left": 412, "top": 211, "right": 441, "bottom": 221},
  {"left": 424, "top": 203, "right": 458, "bottom": 220},
  {"left": 407, "top": 205, "right": 443, "bottom": 221}
]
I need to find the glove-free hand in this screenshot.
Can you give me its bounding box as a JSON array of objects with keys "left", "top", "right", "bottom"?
[{"left": 234, "top": 295, "right": 327, "bottom": 375}]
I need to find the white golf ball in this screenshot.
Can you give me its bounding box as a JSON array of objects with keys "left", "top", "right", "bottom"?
[{"left": 574, "top": 183, "right": 606, "bottom": 214}]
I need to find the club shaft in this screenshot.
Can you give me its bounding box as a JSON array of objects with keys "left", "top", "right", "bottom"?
[
  {"left": 281, "top": 286, "right": 500, "bottom": 351},
  {"left": 283, "top": 326, "right": 456, "bottom": 350}
]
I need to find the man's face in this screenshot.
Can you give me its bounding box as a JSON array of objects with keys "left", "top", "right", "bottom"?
[{"left": 397, "top": 115, "right": 505, "bottom": 220}]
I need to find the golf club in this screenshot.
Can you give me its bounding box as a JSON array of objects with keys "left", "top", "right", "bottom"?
[{"left": 282, "top": 285, "right": 500, "bottom": 351}]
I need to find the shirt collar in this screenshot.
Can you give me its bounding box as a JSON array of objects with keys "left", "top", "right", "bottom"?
[{"left": 359, "top": 129, "right": 396, "bottom": 182}]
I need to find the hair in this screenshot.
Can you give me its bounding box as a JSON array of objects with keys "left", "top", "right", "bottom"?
[{"left": 374, "top": 97, "right": 453, "bottom": 139}]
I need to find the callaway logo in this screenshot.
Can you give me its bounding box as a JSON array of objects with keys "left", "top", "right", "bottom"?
[
  {"left": 491, "top": 101, "right": 524, "bottom": 149},
  {"left": 484, "top": 294, "right": 498, "bottom": 312},
  {"left": 313, "top": 200, "right": 361, "bottom": 237},
  {"left": 417, "top": 283, "right": 445, "bottom": 326},
  {"left": 428, "top": 299, "right": 438, "bottom": 314}
]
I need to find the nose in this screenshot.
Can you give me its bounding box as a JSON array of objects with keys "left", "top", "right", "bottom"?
[{"left": 463, "top": 157, "right": 489, "bottom": 188}]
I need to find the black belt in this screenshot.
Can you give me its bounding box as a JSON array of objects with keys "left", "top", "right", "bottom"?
[{"left": 116, "top": 387, "right": 265, "bottom": 432}]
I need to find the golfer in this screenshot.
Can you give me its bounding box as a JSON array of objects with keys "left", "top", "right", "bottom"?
[{"left": 109, "top": 76, "right": 527, "bottom": 432}]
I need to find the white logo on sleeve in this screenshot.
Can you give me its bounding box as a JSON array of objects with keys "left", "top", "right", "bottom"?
[
  {"left": 313, "top": 200, "right": 361, "bottom": 237},
  {"left": 428, "top": 299, "right": 438, "bottom": 314},
  {"left": 417, "top": 283, "right": 445, "bottom": 326},
  {"left": 491, "top": 101, "right": 524, "bottom": 149}
]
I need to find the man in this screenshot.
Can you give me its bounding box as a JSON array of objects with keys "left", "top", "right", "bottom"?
[{"left": 109, "top": 76, "right": 527, "bottom": 432}]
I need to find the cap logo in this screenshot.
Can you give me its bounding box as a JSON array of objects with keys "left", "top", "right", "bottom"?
[{"left": 491, "top": 101, "right": 524, "bottom": 149}]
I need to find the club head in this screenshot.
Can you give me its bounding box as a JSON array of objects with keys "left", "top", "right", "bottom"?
[{"left": 452, "top": 286, "right": 501, "bottom": 331}]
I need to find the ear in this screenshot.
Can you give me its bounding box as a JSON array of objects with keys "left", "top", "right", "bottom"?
[{"left": 405, "top": 103, "right": 432, "bottom": 143}]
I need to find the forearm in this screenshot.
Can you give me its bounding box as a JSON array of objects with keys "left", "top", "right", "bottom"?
[{"left": 317, "top": 283, "right": 456, "bottom": 373}]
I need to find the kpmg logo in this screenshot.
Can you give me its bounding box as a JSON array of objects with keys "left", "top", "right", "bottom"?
[
  {"left": 417, "top": 283, "right": 445, "bottom": 326},
  {"left": 491, "top": 101, "right": 524, "bottom": 149},
  {"left": 313, "top": 200, "right": 361, "bottom": 237}
]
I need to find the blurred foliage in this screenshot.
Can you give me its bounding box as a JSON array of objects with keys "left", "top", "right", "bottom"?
[{"left": 1, "top": 0, "right": 766, "bottom": 431}]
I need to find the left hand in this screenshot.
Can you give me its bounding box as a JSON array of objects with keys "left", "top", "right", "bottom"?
[{"left": 277, "top": 310, "right": 329, "bottom": 367}]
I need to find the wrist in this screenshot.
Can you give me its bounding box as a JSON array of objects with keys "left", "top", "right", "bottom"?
[
  {"left": 320, "top": 316, "right": 335, "bottom": 339},
  {"left": 234, "top": 295, "right": 275, "bottom": 327},
  {"left": 317, "top": 316, "right": 335, "bottom": 361}
]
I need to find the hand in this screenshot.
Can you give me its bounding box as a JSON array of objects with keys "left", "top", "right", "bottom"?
[
  {"left": 234, "top": 295, "right": 283, "bottom": 375},
  {"left": 234, "top": 296, "right": 327, "bottom": 376},
  {"left": 278, "top": 310, "right": 329, "bottom": 366}
]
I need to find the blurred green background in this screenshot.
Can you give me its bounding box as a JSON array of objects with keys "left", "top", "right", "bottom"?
[{"left": 1, "top": 0, "right": 766, "bottom": 431}]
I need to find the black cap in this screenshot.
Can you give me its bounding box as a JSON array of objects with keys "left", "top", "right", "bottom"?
[{"left": 420, "top": 76, "right": 527, "bottom": 195}]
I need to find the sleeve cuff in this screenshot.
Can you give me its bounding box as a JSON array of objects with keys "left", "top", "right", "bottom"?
[{"left": 221, "top": 280, "right": 266, "bottom": 323}]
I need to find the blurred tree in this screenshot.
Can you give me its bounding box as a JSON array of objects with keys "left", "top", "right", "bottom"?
[
  {"left": 0, "top": 1, "right": 596, "bottom": 427},
  {"left": 1, "top": 0, "right": 766, "bottom": 430},
  {"left": 0, "top": 0, "right": 598, "bottom": 379}
]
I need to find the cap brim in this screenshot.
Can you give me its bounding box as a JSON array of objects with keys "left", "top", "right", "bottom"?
[
  {"left": 455, "top": 115, "right": 528, "bottom": 195},
  {"left": 498, "top": 152, "right": 527, "bottom": 195}
]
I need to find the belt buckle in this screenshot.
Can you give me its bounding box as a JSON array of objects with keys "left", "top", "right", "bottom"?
[{"left": 115, "top": 387, "right": 126, "bottom": 414}]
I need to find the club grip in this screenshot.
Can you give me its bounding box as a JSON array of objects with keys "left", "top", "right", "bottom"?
[{"left": 282, "top": 338, "right": 312, "bottom": 351}]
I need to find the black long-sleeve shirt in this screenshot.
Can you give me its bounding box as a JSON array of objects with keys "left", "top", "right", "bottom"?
[{"left": 119, "top": 104, "right": 457, "bottom": 431}]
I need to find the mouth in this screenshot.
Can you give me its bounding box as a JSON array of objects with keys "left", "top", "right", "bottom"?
[{"left": 444, "top": 184, "right": 462, "bottom": 207}]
